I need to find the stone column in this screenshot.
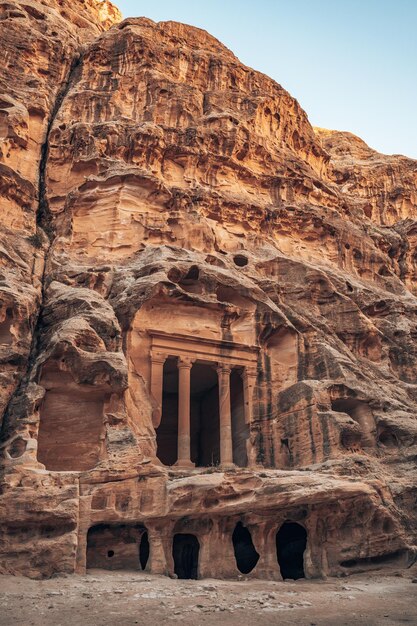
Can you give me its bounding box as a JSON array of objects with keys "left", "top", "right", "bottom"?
[
  {"left": 175, "top": 357, "right": 195, "bottom": 468},
  {"left": 241, "top": 366, "right": 257, "bottom": 424},
  {"left": 150, "top": 352, "right": 166, "bottom": 428},
  {"left": 146, "top": 522, "right": 170, "bottom": 576},
  {"left": 217, "top": 364, "right": 234, "bottom": 468}
]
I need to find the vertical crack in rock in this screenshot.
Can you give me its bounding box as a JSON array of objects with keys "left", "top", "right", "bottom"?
[
  {"left": 37, "top": 55, "right": 81, "bottom": 238},
  {"left": 0, "top": 55, "right": 83, "bottom": 443}
]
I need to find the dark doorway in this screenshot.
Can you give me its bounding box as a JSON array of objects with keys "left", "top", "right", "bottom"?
[
  {"left": 190, "top": 363, "right": 220, "bottom": 467},
  {"left": 173, "top": 533, "right": 199, "bottom": 579},
  {"left": 232, "top": 522, "right": 259, "bottom": 574},
  {"left": 139, "top": 531, "right": 149, "bottom": 570},
  {"left": 156, "top": 360, "right": 221, "bottom": 467},
  {"left": 156, "top": 357, "right": 179, "bottom": 466},
  {"left": 276, "top": 522, "right": 307, "bottom": 580},
  {"left": 230, "top": 369, "right": 248, "bottom": 467}
]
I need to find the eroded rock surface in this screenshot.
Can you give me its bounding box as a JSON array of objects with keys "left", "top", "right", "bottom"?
[{"left": 0, "top": 0, "right": 416, "bottom": 581}]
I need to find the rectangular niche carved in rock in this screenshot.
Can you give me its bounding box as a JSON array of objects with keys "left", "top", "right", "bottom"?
[
  {"left": 37, "top": 388, "right": 107, "bottom": 471},
  {"left": 156, "top": 357, "right": 179, "bottom": 466},
  {"left": 190, "top": 362, "right": 220, "bottom": 467},
  {"left": 230, "top": 368, "right": 248, "bottom": 467},
  {"left": 87, "top": 524, "right": 148, "bottom": 571}
]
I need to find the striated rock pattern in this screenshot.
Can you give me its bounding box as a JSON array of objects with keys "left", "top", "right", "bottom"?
[{"left": 0, "top": 0, "right": 416, "bottom": 581}]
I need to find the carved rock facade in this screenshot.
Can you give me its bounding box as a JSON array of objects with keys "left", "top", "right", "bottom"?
[{"left": 0, "top": 1, "right": 416, "bottom": 580}]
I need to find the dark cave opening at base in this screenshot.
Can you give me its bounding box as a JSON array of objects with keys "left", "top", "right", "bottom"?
[
  {"left": 232, "top": 521, "right": 260, "bottom": 574},
  {"left": 86, "top": 524, "right": 148, "bottom": 571},
  {"left": 276, "top": 521, "right": 307, "bottom": 580},
  {"left": 172, "top": 533, "right": 200, "bottom": 579}
]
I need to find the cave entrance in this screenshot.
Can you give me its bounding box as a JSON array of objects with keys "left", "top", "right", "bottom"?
[
  {"left": 232, "top": 522, "right": 259, "bottom": 574},
  {"left": 86, "top": 524, "right": 148, "bottom": 571},
  {"left": 276, "top": 522, "right": 307, "bottom": 580},
  {"left": 172, "top": 533, "right": 200, "bottom": 579}
]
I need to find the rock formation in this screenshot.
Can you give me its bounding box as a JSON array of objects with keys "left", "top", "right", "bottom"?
[{"left": 0, "top": 0, "right": 416, "bottom": 581}]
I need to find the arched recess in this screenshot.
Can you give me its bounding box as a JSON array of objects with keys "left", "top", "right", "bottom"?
[
  {"left": 377, "top": 427, "right": 399, "bottom": 448},
  {"left": 172, "top": 533, "right": 200, "bottom": 579},
  {"left": 276, "top": 522, "right": 307, "bottom": 580},
  {"left": 232, "top": 522, "right": 259, "bottom": 574}
]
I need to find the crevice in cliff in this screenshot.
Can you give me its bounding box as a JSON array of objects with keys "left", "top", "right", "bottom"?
[
  {"left": 0, "top": 54, "right": 84, "bottom": 443},
  {"left": 37, "top": 54, "right": 81, "bottom": 238}
]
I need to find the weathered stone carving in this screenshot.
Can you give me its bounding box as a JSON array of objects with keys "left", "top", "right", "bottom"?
[{"left": 0, "top": 0, "right": 416, "bottom": 581}]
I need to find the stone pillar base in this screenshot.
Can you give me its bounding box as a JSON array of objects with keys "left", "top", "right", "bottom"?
[
  {"left": 174, "top": 460, "right": 196, "bottom": 469},
  {"left": 220, "top": 462, "right": 235, "bottom": 470}
]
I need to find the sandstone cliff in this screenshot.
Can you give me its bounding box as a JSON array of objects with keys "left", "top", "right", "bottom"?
[{"left": 0, "top": 0, "right": 416, "bottom": 581}]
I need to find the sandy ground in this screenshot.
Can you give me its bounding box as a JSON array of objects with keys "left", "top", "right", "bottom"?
[{"left": 1, "top": 569, "right": 417, "bottom": 626}]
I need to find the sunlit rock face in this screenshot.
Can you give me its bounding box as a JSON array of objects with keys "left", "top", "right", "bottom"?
[
  {"left": 0, "top": 0, "right": 416, "bottom": 580},
  {"left": 0, "top": 0, "right": 121, "bottom": 466}
]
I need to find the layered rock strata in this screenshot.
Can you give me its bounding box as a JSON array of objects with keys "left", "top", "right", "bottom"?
[{"left": 0, "top": 1, "right": 416, "bottom": 581}]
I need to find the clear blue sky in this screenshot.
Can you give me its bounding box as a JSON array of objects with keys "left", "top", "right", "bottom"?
[{"left": 115, "top": 1, "right": 417, "bottom": 158}]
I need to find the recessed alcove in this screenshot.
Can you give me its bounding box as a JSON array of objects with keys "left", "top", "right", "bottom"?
[
  {"left": 156, "top": 357, "right": 180, "bottom": 466},
  {"left": 0, "top": 308, "right": 13, "bottom": 345},
  {"left": 86, "top": 524, "right": 148, "bottom": 571},
  {"left": 340, "top": 428, "right": 362, "bottom": 450},
  {"left": 182, "top": 265, "right": 200, "bottom": 281},
  {"left": 230, "top": 369, "right": 248, "bottom": 467},
  {"left": 172, "top": 533, "right": 199, "bottom": 579},
  {"left": 131, "top": 296, "right": 259, "bottom": 468},
  {"left": 190, "top": 363, "right": 220, "bottom": 466},
  {"left": 340, "top": 549, "right": 405, "bottom": 570},
  {"left": 8, "top": 437, "right": 27, "bottom": 458},
  {"left": 155, "top": 360, "right": 251, "bottom": 467},
  {"left": 156, "top": 360, "right": 222, "bottom": 466},
  {"left": 276, "top": 522, "right": 307, "bottom": 580},
  {"left": 233, "top": 254, "right": 248, "bottom": 267},
  {"left": 232, "top": 522, "right": 259, "bottom": 574},
  {"left": 178, "top": 265, "right": 203, "bottom": 294},
  {"left": 378, "top": 428, "right": 398, "bottom": 448},
  {"left": 37, "top": 367, "right": 108, "bottom": 471},
  {"left": 266, "top": 327, "right": 298, "bottom": 391},
  {"left": 151, "top": 330, "right": 257, "bottom": 468}
]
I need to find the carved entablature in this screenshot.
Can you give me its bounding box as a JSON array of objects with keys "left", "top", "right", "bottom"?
[{"left": 150, "top": 330, "right": 259, "bottom": 369}]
